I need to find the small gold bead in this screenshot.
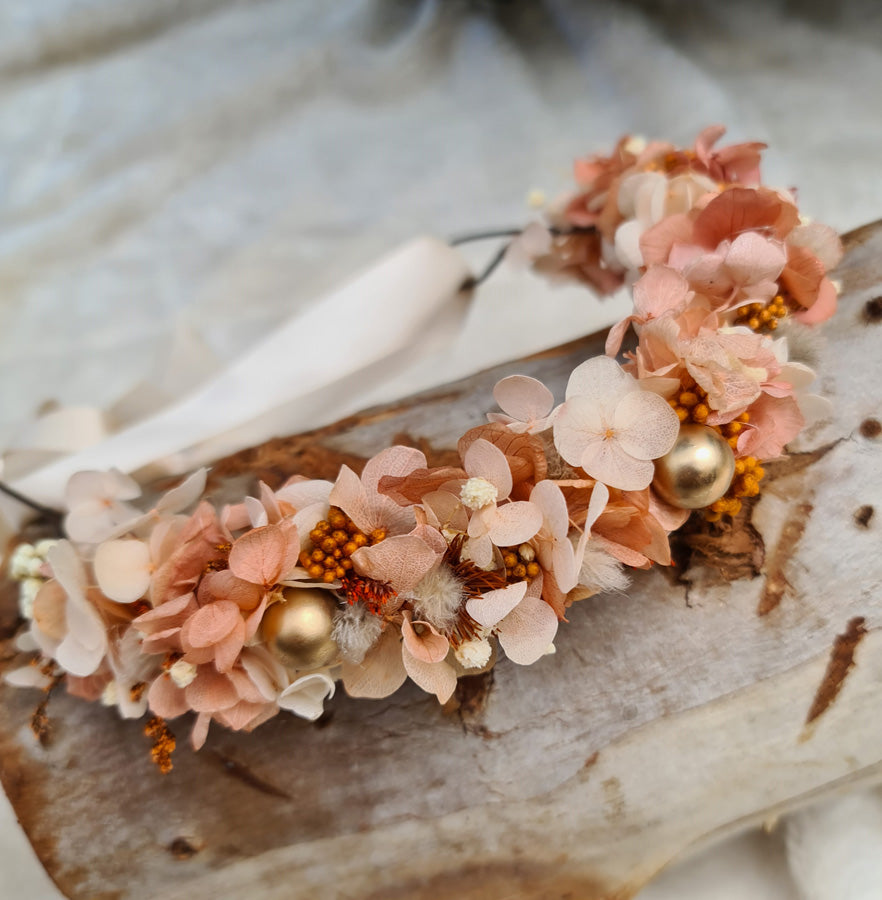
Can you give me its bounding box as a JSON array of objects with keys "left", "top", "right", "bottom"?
[
  {"left": 343, "top": 541, "right": 359, "bottom": 557},
  {"left": 693, "top": 403, "right": 709, "bottom": 422},
  {"left": 340, "top": 558, "right": 353, "bottom": 571},
  {"left": 503, "top": 552, "right": 518, "bottom": 568},
  {"left": 726, "top": 421, "right": 742, "bottom": 434},
  {"left": 512, "top": 564, "right": 527, "bottom": 579},
  {"left": 322, "top": 570, "right": 337, "bottom": 584},
  {"left": 679, "top": 391, "right": 699, "bottom": 407},
  {"left": 309, "top": 528, "right": 325, "bottom": 545},
  {"left": 310, "top": 549, "right": 324, "bottom": 563},
  {"left": 370, "top": 528, "right": 387, "bottom": 544},
  {"left": 321, "top": 537, "right": 336, "bottom": 554},
  {"left": 331, "top": 530, "right": 348, "bottom": 545},
  {"left": 307, "top": 564, "right": 324, "bottom": 579},
  {"left": 526, "top": 562, "right": 541, "bottom": 578},
  {"left": 352, "top": 533, "right": 368, "bottom": 548},
  {"left": 759, "top": 309, "right": 772, "bottom": 323},
  {"left": 734, "top": 460, "right": 746, "bottom": 475},
  {"left": 322, "top": 556, "right": 337, "bottom": 569},
  {"left": 747, "top": 317, "right": 760, "bottom": 331},
  {"left": 754, "top": 466, "right": 765, "bottom": 480}
]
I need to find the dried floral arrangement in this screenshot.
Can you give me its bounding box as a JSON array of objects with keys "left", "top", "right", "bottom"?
[{"left": 4, "top": 127, "right": 843, "bottom": 772}]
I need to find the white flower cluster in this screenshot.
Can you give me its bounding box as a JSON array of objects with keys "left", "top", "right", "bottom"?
[{"left": 8, "top": 540, "right": 58, "bottom": 619}]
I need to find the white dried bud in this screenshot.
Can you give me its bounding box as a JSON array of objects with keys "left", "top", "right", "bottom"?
[
  {"left": 9, "top": 544, "right": 37, "bottom": 580},
  {"left": 18, "top": 578, "right": 41, "bottom": 620},
  {"left": 169, "top": 659, "right": 198, "bottom": 688},
  {"left": 101, "top": 681, "right": 119, "bottom": 707},
  {"left": 460, "top": 477, "right": 498, "bottom": 510},
  {"left": 454, "top": 637, "right": 492, "bottom": 670}
]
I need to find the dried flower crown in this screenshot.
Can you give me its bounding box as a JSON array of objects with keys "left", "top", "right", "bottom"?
[{"left": 4, "top": 126, "right": 842, "bottom": 772}]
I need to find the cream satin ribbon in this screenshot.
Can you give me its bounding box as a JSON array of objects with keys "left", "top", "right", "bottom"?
[{"left": 8, "top": 237, "right": 471, "bottom": 520}]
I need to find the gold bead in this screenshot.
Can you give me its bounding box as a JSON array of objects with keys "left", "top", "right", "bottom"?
[
  {"left": 652, "top": 424, "right": 736, "bottom": 510},
  {"left": 260, "top": 588, "right": 339, "bottom": 670}
]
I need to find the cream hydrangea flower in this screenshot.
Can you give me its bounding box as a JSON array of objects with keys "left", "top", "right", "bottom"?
[{"left": 552, "top": 356, "right": 680, "bottom": 491}]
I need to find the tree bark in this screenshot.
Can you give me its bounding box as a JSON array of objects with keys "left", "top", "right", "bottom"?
[{"left": 2, "top": 222, "right": 882, "bottom": 900}]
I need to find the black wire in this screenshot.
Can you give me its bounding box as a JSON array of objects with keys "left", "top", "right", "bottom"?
[{"left": 0, "top": 481, "right": 62, "bottom": 521}]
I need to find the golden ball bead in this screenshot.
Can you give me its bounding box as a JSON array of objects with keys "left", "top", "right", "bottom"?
[
  {"left": 652, "top": 424, "right": 736, "bottom": 510},
  {"left": 260, "top": 588, "right": 339, "bottom": 670}
]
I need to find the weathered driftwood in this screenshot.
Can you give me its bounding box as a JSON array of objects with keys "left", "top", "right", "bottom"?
[{"left": 2, "top": 222, "right": 882, "bottom": 900}]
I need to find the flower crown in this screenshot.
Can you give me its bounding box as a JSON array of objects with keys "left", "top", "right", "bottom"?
[{"left": 5, "top": 127, "right": 842, "bottom": 772}]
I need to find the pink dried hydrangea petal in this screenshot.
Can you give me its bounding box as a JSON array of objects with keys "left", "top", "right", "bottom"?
[
  {"left": 493, "top": 375, "right": 554, "bottom": 424},
  {"left": 463, "top": 439, "right": 513, "bottom": 498},
  {"left": 580, "top": 439, "right": 655, "bottom": 491},
  {"left": 466, "top": 581, "right": 528, "bottom": 629},
  {"left": 154, "top": 468, "right": 206, "bottom": 515},
  {"left": 148, "top": 675, "right": 190, "bottom": 719},
  {"left": 552, "top": 395, "right": 606, "bottom": 468},
  {"left": 93, "top": 539, "right": 152, "bottom": 603},
  {"left": 486, "top": 501, "right": 543, "bottom": 547},
  {"left": 401, "top": 612, "right": 449, "bottom": 664},
  {"left": 329, "top": 465, "right": 372, "bottom": 533},
  {"left": 197, "top": 569, "right": 264, "bottom": 611},
  {"left": 402, "top": 652, "right": 457, "bottom": 704},
  {"left": 228, "top": 520, "right": 300, "bottom": 587},
  {"left": 361, "top": 446, "right": 427, "bottom": 495},
  {"left": 498, "top": 595, "right": 558, "bottom": 665},
  {"left": 351, "top": 534, "right": 441, "bottom": 593},
  {"left": 530, "top": 480, "right": 569, "bottom": 540},
  {"left": 341, "top": 626, "right": 408, "bottom": 699},
  {"left": 612, "top": 390, "right": 680, "bottom": 461},
  {"left": 181, "top": 600, "right": 241, "bottom": 649},
  {"left": 724, "top": 232, "right": 786, "bottom": 284},
  {"left": 185, "top": 668, "right": 239, "bottom": 712},
  {"left": 565, "top": 355, "right": 631, "bottom": 403},
  {"left": 633, "top": 265, "right": 692, "bottom": 319}
]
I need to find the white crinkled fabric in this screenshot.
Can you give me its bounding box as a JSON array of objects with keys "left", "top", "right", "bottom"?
[{"left": 2, "top": 1, "right": 882, "bottom": 897}]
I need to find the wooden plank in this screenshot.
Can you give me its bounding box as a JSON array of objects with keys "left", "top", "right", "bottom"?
[{"left": 2, "top": 222, "right": 882, "bottom": 900}]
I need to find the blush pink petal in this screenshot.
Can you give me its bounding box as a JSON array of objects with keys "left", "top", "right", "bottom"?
[
  {"left": 466, "top": 581, "right": 528, "bottom": 629},
  {"left": 147, "top": 675, "right": 190, "bottom": 719},
  {"left": 93, "top": 539, "right": 152, "bottom": 603},
  {"left": 794, "top": 277, "right": 837, "bottom": 325},
  {"left": 612, "top": 390, "right": 680, "bottom": 460},
  {"left": 275, "top": 478, "right": 334, "bottom": 512},
  {"left": 640, "top": 213, "right": 695, "bottom": 266},
  {"left": 401, "top": 612, "right": 449, "bottom": 664},
  {"left": 552, "top": 395, "right": 605, "bottom": 467},
  {"left": 329, "top": 465, "right": 373, "bottom": 533},
  {"left": 565, "top": 355, "right": 630, "bottom": 403},
  {"left": 492, "top": 375, "right": 555, "bottom": 426},
  {"left": 191, "top": 713, "right": 211, "bottom": 750},
  {"left": 341, "top": 626, "right": 408, "bottom": 699},
  {"left": 581, "top": 439, "right": 655, "bottom": 491},
  {"left": 185, "top": 668, "right": 240, "bottom": 712},
  {"left": 182, "top": 600, "right": 241, "bottom": 648},
  {"left": 463, "top": 439, "right": 513, "bottom": 498},
  {"left": 214, "top": 627, "right": 247, "bottom": 674},
  {"left": 229, "top": 520, "right": 300, "bottom": 587},
  {"left": 197, "top": 569, "right": 263, "bottom": 611},
  {"left": 402, "top": 652, "right": 457, "bottom": 704},
  {"left": 486, "top": 501, "right": 543, "bottom": 547},
  {"left": 351, "top": 534, "right": 441, "bottom": 593},
  {"left": 633, "top": 266, "right": 692, "bottom": 319},
  {"left": 498, "top": 596, "right": 558, "bottom": 665},
  {"left": 724, "top": 232, "right": 786, "bottom": 285}
]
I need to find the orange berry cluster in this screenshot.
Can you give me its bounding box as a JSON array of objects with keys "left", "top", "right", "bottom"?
[
  {"left": 735, "top": 294, "right": 788, "bottom": 332},
  {"left": 144, "top": 716, "right": 176, "bottom": 775},
  {"left": 705, "top": 456, "right": 766, "bottom": 522},
  {"left": 502, "top": 543, "right": 541, "bottom": 583},
  {"left": 668, "top": 381, "right": 749, "bottom": 452},
  {"left": 300, "top": 507, "right": 387, "bottom": 584}
]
